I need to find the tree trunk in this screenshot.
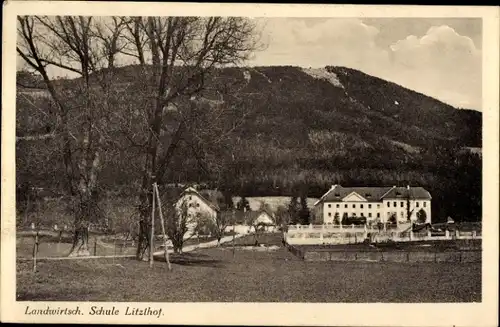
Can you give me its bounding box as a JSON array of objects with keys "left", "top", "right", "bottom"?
[
  {"left": 68, "top": 196, "right": 92, "bottom": 257},
  {"left": 136, "top": 219, "right": 151, "bottom": 261},
  {"left": 68, "top": 225, "right": 90, "bottom": 257}
]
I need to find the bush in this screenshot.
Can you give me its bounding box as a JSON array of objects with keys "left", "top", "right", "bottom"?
[{"left": 343, "top": 216, "right": 366, "bottom": 225}]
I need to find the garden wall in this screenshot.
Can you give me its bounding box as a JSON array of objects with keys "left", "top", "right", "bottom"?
[{"left": 289, "top": 245, "right": 481, "bottom": 263}]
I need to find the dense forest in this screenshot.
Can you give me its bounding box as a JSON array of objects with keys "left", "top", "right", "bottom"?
[{"left": 16, "top": 65, "right": 482, "bottom": 223}]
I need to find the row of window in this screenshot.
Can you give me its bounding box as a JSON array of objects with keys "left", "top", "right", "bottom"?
[
  {"left": 327, "top": 212, "right": 381, "bottom": 218},
  {"left": 328, "top": 203, "right": 379, "bottom": 209},
  {"left": 327, "top": 211, "right": 413, "bottom": 219},
  {"left": 387, "top": 201, "right": 426, "bottom": 208},
  {"left": 327, "top": 201, "right": 427, "bottom": 209}
]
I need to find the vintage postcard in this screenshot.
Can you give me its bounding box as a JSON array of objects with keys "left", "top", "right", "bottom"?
[{"left": 1, "top": 1, "right": 499, "bottom": 326}]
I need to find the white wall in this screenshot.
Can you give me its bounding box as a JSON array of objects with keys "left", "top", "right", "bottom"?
[
  {"left": 322, "top": 201, "right": 383, "bottom": 223},
  {"left": 175, "top": 193, "right": 217, "bottom": 232},
  {"left": 321, "top": 199, "right": 431, "bottom": 224},
  {"left": 382, "top": 199, "right": 431, "bottom": 223}
]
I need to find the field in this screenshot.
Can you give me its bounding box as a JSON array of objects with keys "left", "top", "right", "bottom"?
[{"left": 17, "top": 245, "right": 481, "bottom": 302}]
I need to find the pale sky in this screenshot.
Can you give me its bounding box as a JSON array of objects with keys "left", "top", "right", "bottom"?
[
  {"left": 249, "top": 18, "right": 482, "bottom": 111},
  {"left": 18, "top": 17, "right": 482, "bottom": 111}
]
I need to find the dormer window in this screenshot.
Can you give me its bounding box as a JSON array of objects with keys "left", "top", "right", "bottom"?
[
  {"left": 335, "top": 193, "right": 340, "bottom": 197},
  {"left": 395, "top": 192, "right": 401, "bottom": 196},
  {"left": 365, "top": 193, "right": 371, "bottom": 198}
]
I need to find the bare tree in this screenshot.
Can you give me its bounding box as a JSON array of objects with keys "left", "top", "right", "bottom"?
[
  {"left": 93, "top": 17, "right": 128, "bottom": 69},
  {"left": 165, "top": 198, "right": 198, "bottom": 254},
  {"left": 17, "top": 16, "right": 122, "bottom": 256},
  {"left": 208, "top": 211, "right": 235, "bottom": 246},
  {"left": 119, "top": 17, "right": 260, "bottom": 260},
  {"left": 121, "top": 17, "right": 148, "bottom": 65}
]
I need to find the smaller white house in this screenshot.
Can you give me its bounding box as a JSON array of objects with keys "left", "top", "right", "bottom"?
[
  {"left": 175, "top": 187, "right": 220, "bottom": 233},
  {"left": 244, "top": 209, "right": 276, "bottom": 232}
]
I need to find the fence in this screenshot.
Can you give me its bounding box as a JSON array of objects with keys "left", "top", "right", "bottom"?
[
  {"left": 297, "top": 248, "right": 482, "bottom": 263},
  {"left": 285, "top": 224, "right": 482, "bottom": 245}
]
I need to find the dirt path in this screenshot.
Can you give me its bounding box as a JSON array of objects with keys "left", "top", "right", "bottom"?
[{"left": 153, "top": 233, "right": 246, "bottom": 255}]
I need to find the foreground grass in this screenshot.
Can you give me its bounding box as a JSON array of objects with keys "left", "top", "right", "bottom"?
[{"left": 17, "top": 247, "right": 480, "bottom": 302}]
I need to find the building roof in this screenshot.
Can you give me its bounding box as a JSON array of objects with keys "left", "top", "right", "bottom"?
[
  {"left": 242, "top": 209, "right": 275, "bottom": 225},
  {"left": 382, "top": 187, "right": 432, "bottom": 200},
  {"left": 180, "top": 187, "right": 220, "bottom": 211},
  {"left": 315, "top": 185, "right": 431, "bottom": 205}
]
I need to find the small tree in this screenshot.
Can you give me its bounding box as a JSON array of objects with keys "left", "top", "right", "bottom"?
[
  {"left": 166, "top": 198, "right": 198, "bottom": 254},
  {"left": 333, "top": 212, "right": 340, "bottom": 225},
  {"left": 341, "top": 212, "right": 348, "bottom": 225},
  {"left": 388, "top": 213, "right": 397, "bottom": 225},
  {"left": 212, "top": 211, "right": 235, "bottom": 246},
  {"left": 221, "top": 190, "right": 234, "bottom": 211},
  {"left": 236, "top": 196, "right": 251, "bottom": 212},
  {"left": 258, "top": 200, "right": 272, "bottom": 213},
  {"left": 416, "top": 209, "right": 427, "bottom": 224},
  {"left": 298, "top": 196, "right": 310, "bottom": 225},
  {"left": 288, "top": 196, "right": 300, "bottom": 225}
]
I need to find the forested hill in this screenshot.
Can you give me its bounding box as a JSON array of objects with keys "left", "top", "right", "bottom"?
[{"left": 16, "top": 65, "right": 482, "bottom": 222}]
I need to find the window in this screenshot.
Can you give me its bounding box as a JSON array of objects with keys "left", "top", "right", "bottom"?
[
  {"left": 335, "top": 193, "right": 340, "bottom": 197},
  {"left": 353, "top": 204, "right": 356, "bottom": 208},
  {"left": 393, "top": 201, "right": 397, "bottom": 207},
  {"left": 377, "top": 213, "right": 380, "bottom": 218},
  {"left": 416, "top": 202, "right": 420, "bottom": 207},
  {"left": 365, "top": 193, "right": 371, "bottom": 198},
  {"left": 196, "top": 203, "right": 200, "bottom": 208},
  {"left": 368, "top": 204, "right": 372, "bottom": 209},
  {"left": 361, "top": 213, "right": 364, "bottom": 217},
  {"left": 387, "top": 202, "right": 390, "bottom": 207},
  {"left": 328, "top": 212, "right": 332, "bottom": 217},
  {"left": 344, "top": 204, "right": 348, "bottom": 208},
  {"left": 368, "top": 213, "right": 372, "bottom": 218},
  {"left": 377, "top": 204, "right": 380, "bottom": 208},
  {"left": 400, "top": 202, "right": 404, "bottom": 207},
  {"left": 423, "top": 202, "right": 427, "bottom": 207},
  {"left": 328, "top": 204, "right": 331, "bottom": 208},
  {"left": 401, "top": 212, "right": 404, "bottom": 218},
  {"left": 336, "top": 204, "right": 340, "bottom": 208},
  {"left": 360, "top": 204, "right": 364, "bottom": 209},
  {"left": 352, "top": 213, "right": 356, "bottom": 216}
]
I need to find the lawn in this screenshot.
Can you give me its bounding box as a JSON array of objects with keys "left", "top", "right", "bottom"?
[
  {"left": 222, "top": 232, "right": 284, "bottom": 247},
  {"left": 16, "top": 233, "right": 137, "bottom": 258},
  {"left": 17, "top": 247, "right": 481, "bottom": 302}
]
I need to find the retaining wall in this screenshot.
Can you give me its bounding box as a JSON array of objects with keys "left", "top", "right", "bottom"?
[{"left": 294, "top": 246, "right": 481, "bottom": 263}]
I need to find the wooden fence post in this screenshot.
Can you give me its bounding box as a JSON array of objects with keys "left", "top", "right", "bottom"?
[
  {"left": 154, "top": 183, "right": 171, "bottom": 270},
  {"left": 150, "top": 185, "right": 155, "bottom": 268},
  {"left": 93, "top": 238, "right": 97, "bottom": 256},
  {"left": 32, "top": 231, "right": 39, "bottom": 273}
]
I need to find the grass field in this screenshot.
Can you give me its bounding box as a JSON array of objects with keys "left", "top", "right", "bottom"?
[{"left": 17, "top": 247, "right": 481, "bottom": 302}]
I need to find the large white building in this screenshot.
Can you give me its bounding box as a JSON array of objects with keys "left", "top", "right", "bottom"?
[{"left": 313, "top": 185, "right": 432, "bottom": 224}]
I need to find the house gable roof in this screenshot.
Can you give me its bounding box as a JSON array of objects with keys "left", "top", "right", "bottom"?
[
  {"left": 243, "top": 209, "right": 275, "bottom": 225},
  {"left": 381, "top": 187, "right": 432, "bottom": 200},
  {"left": 179, "top": 187, "right": 220, "bottom": 211},
  {"left": 342, "top": 191, "right": 368, "bottom": 202},
  {"left": 319, "top": 185, "right": 431, "bottom": 203}
]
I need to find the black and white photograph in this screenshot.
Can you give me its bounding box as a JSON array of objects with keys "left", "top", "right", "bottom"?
[{"left": 1, "top": 2, "right": 499, "bottom": 326}]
